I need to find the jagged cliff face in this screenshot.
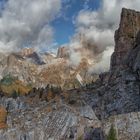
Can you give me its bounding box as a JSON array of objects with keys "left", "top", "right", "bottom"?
[
  {"left": 92, "top": 8, "right": 140, "bottom": 118},
  {"left": 88, "top": 8, "right": 140, "bottom": 140},
  {"left": 128, "top": 31, "right": 140, "bottom": 80},
  {"left": 111, "top": 8, "right": 140, "bottom": 72}
]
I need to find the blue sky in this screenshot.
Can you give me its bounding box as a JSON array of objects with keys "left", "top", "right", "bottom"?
[
  {"left": 52, "top": 0, "right": 101, "bottom": 46},
  {"left": 0, "top": 0, "right": 7, "bottom": 12}
]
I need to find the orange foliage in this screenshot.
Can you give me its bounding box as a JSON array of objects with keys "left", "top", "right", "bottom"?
[
  {"left": 47, "top": 90, "right": 55, "bottom": 101},
  {"left": 46, "top": 106, "right": 53, "bottom": 113},
  {"left": 0, "top": 106, "right": 7, "bottom": 129}
]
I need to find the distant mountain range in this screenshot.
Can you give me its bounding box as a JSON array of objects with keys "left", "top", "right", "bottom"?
[{"left": 0, "top": 46, "right": 98, "bottom": 92}]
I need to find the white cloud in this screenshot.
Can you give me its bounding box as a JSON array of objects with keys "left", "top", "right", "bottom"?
[
  {"left": 71, "top": 0, "right": 140, "bottom": 73},
  {"left": 88, "top": 47, "right": 114, "bottom": 74},
  {"left": 69, "top": 50, "right": 81, "bottom": 66},
  {"left": 0, "top": 0, "right": 61, "bottom": 52}
]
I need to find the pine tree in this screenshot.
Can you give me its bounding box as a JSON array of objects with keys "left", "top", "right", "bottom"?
[
  {"left": 107, "top": 124, "right": 117, "bottom": 140},
  {"left": 11, "top": 90, "right": 18, "bottom": 99}
]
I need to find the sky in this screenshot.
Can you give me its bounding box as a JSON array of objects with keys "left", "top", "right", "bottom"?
[
  {"left": 0, "top": 0, "right": 101, "bottom": 51},
  {"left": 52, "top": 0, "right": 101, "bottom": 46}
]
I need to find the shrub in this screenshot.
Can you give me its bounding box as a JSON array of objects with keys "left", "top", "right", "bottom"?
[
  {"left": 50, "top": 86, "right": 62, "bottom": 95},
  {"left": 47, "top": 89, "right": 54, "bottom": 101},
  {"left": 0, "top": 74, "right": 15, "bottom": 85}
]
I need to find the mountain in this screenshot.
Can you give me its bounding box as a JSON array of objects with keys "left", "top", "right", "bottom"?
[
  {"left": 0, "top": 47, "right": 98, "bottom": 91},
  {"left": 0, "top": 8, "right": 140, "bottom": 140}
]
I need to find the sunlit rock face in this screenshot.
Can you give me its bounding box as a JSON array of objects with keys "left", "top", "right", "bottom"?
[
  {"left": 20, "top": 48, "right": 35, "bottom": 57},
  {"left": 57, "top": 46, "right": 70, "bottom": 58}
]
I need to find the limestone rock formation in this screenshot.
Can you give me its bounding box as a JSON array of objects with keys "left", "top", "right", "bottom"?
[
  {"left": 103, "top": 112, "right": 140, "bottom": 140},
  {"left": 93, "top": 8, "right": 140, "bottom": 118},
  {"left": 0, "top": 95, "right": 101, "bottom": 140},
  {"left": 111, "top": 8, "right": 140, "bottom": 72},
  {"left": 57, "top": 46, "right": 70, "bottom": 58},
  {"left": 20, "top": 48, "right": 35, "bottom": 57},
  {"left": 128, "top": 31, "right": 140, "bottom": 80},
  {"left": 0, "top": 47, "right": 96, "bottom": 90}
]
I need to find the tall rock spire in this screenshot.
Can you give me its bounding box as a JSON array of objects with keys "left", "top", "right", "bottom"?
[{"left": 111, "top": 8, "right": 140, "bottom": 71}]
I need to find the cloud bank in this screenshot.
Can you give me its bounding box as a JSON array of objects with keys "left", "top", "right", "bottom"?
[
  {"left": 70, "top": 0, "right": 140, "bottom": 73},
  {"left": 0, "top": 0, "right": 61, "bottom": 52}
]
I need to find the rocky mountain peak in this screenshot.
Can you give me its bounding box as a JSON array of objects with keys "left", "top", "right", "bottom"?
[
  {"left": 111, "top": 8, "right": 140, "bottom": 71},
  {"left": 20, "top": 47, "right": 35, "bottom": 57},
  {"left": 57, "top": 46, "right": 70, "bottom": 58},
  {"left": 119, "top": 8, "right": 140, "bottom": 38}
]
